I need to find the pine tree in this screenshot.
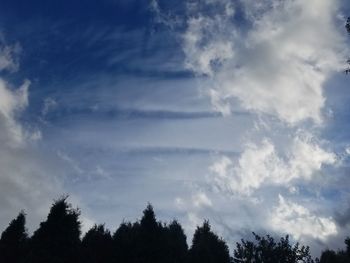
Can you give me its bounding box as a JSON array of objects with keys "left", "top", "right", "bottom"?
[
  {"left": 0, "top": 211, "right": 28, "bottom": 263},
  {"left": 28, "top": 197, "right": 81, "bottom": 263},
  {"left": 165, "top": 220, "right": 188, "bottom": 263},
  {"left": 189, "top": 221, "right": 231, "bottom": 263},
  {"left": 113, "top": 221, "right": 140, "bottom": 263},
  {"left": 138, "top": 203, "right": 166, "bottom": 263},
  {"left": 81, "top": 224, "right": 113, "bottom": 263}
]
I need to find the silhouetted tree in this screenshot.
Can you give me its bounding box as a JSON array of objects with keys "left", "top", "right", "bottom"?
[
  {"left": 81, "top": 224, "right": 113, "bottom": 263},
  {"left": 0, "top": 211, "right": 28, "bottom": 263},
  {"left": 137, "top": 203, "right": 167, "bottom": 263},
  {"left": 233, "top": 233, "right": 314, "bottom": 263},
  {"left": 189, "top": 220, "right": 231, "bottom": 263},
  {"left": 113, "top": 204, "right": 188, "bottom": 263},
  {"left": 165, "top": 220, "right": 188, "bottom": 263},
  {"left": 28, "top": 197, "right": 81, "bottom": 263},
  {"left": 9, "top": 197, "right": 350, "bottom": 263},
  {"left": 319, "top": 237, "right": 350, "bottom": 263},
  {"left": 113, "top": 221, "right": 140, "bottom": 263},
  {"left": 345, "top": 237, "right": 350, "bottom": 257},
  {"left": 319, "top": 249, "right": 339, "bottom": 263}
]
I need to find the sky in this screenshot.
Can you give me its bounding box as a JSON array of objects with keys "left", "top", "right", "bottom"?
[{"left": 0, "top": 0, "right": 350, "bottom": 257}]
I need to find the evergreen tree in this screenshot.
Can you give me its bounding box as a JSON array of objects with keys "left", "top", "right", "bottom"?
[
  {"left": 165, "top": 220, "right": 188, "bottom": 263},
  {"left": 138, "top": 203, "right": 167, "bottom": 263},
  {"left": 28, "top": 197, "right": 81, "bottom": 263},
  {"left": 319, "top": 237, "right": 350, "bottom": 263},
  {"left": 113, "top": 221, "right": 140, "bottom": 263},
  {"left": 319, "top": 250, "right": 339, "bottom": 263},
  {"left": 189, "top": 220, "right": 231, "bottom": 263},
  {"left": 0, "top": 211, "right": 28, "bottom": 263},
  {"left": 81, "top": 224, "right": 113, "bottom": 263}
]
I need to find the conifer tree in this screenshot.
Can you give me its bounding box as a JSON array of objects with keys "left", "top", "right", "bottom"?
[
  {"left": 138, "top": 203, "right": 166, "bottom": 263},
  {"left": 113, "top": 221, "right": 140, "bottom": 263},
  {"left": 319, "top": 237, "right": 350, "bottom": 263},
  {"left": 165, "top": 220, "right": 188, "bottom": 263},
  {"left": 189, "top": 220, "right": 231, "bottom": 263},
  {"left": 28, "top": 197, "right": 81, "bottom": 263},
  {"left": 0, "top": 211, "right": 28, "bottom": 263},
  {"left": 81, "top": 224, "right": 113, "bottom": 263}
]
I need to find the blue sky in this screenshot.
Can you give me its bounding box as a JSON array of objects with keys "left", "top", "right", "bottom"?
[{"left": 0, "top": 0, "right": 350, "bottom": 256}]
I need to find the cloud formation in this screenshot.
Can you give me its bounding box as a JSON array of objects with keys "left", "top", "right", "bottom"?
[
  {"left": 0, "top": 38, "right": 64, "bottom": 233},
  {"left": 210, "top": 132, "right": 336, "bottom": 196},
  {"left": 182, "top": 0, "right": 348, "bottom": 124},
  {"left": 270, "top": 195, "right": 337, "bottom": 240},
  {"left": 0, "top": 79, "right": 30, "bottom": 147},
  {"left": 148, "top": 1, "right": 350, "bottom": 254},
  {"left": 0, "top": 37, "right": 21, "bottom": 72}
]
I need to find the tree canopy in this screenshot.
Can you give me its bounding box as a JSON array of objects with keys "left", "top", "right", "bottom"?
[
  {"left": 0, "top": 197, "right": 350, "bottom": 263},
  {"left": 233, "top": 233, "right": 314, "bottom": 263},
  {"left": 0, "top": 211, "right": 28, "bottom": 263},
  {"left": 189, "top": 220, "right": 231, "bottom": 263}
]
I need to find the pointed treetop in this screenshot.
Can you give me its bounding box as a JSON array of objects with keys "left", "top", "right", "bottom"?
[{"left": 140, "top": 203, "right": 157, "bottom": 229}]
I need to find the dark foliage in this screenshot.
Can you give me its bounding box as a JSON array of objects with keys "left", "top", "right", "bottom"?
[
  {"left": 1, "top": 197, "right": 350, "bottom": 263},
  {"left": 113, "top": 221, "right": 140, "bottom": 263},
  {"left": 27, "top": 196, "right": 81, "bottom": 263},
  {"left": 112, "top": 204, "right": 188, "bottom": 263},
  {"left": 81, "top": 224, "right": 113, "bottom": 263},
  {"left": 165, "top": 220, "right": 188, "bottom": 263},
  {"left": 233, "top": 233, "right": 314, "bottom": 263},
  {"left": 319, "top": 237, "right": 350, "bottom": 263},
  {"left": 137, "top": 203, "right": 165, "bottom": 263},
  {"left": 0, "top": 211, "right": 28, "bottom": 263},
  {"left": 189, "top": 220, "right": 231, "bottom": 263}
]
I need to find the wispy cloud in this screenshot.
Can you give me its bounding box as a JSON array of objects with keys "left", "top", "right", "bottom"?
[{"left": 0, "top": 36, "right": 94, "bottom": 234}]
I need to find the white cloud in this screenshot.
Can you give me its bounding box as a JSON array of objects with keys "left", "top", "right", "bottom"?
[
  {"left": 182, "top": 9, "right": 235, "bottom": 77},
  {"left": 270, "top": 195, "right": 337, "bottom": 240},
  {"left": 182, "top": 0, "right": 348, "bottom": 124},
  {"left": 0, "top": 38, "right": 21, "bottom": 72},
  {"left": 0, "top": 38, "right": 73, "bottom": 234},
  {"left": 192, "top": 192, "right": 212, "bottom": 208},
  {"left": 0, "top": 79, "right": 30, "bottom": 147},
  {"left": 210, "top": 132, "right": 336, "bottom": 195}
]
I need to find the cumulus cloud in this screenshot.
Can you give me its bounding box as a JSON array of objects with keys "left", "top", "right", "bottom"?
[
  {"left": 182, "top": 0, "right": 348, "bottom": 124},
  {"left": 210, "top": 132, "right": 336, "bottom": 195},
  {"left": 270, "top": 195, "right": 337, "bottom": 240}
]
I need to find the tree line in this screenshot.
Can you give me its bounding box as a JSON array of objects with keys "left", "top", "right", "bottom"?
[{"left": 0, "top": 197, "right": 349, "bottom": 263}]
